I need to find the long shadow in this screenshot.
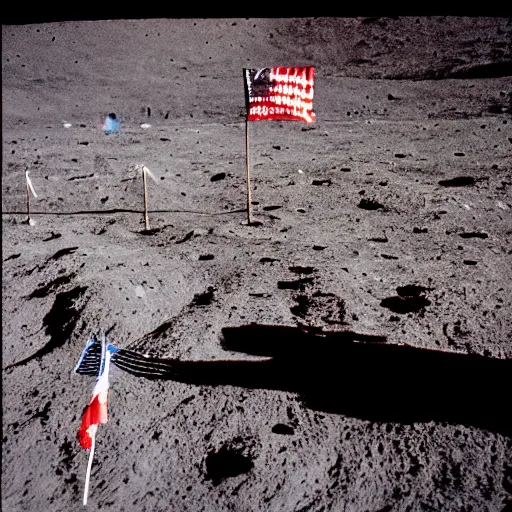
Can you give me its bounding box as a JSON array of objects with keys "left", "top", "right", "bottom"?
[{"left": 115, "top": 324, "right": 512, "bottom": 437}]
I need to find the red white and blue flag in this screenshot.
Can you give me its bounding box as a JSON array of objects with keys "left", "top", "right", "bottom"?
[
  {"left": 75, "top": 333, "right": 112, "bottom": 505},
  {"left": 77, "top": 347, "right": 111, "bottom": 449},
  {"left": 244, "top": 67, "right": 316, "bottom": 123}
]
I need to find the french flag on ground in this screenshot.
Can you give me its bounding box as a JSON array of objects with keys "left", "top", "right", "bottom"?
[
  {"left": 77, "top": 348, "right": 111, "bottom": 449},
  {"left": 75, "top": 332, "right": 112, "bottom": 505}
]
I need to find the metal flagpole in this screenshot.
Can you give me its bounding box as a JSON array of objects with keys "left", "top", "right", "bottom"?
[
  {"left": 143, "top": 167, "right": 150, "bottom": 230},
  {"left": 83, "top": 430, "right": 96, "bottom": 505},
  {"left": 26, "top": 177, "right": 31, "bottom": 222},
  {"left": 245, "top": 119, "right": 252, "bottom": 225}
]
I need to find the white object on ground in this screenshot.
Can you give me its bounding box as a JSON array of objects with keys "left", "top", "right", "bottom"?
[
  {"left": 135, "top": 285, "right": 146, "bottom": 299},
  {"left": 142, "top": 165, "right": 157, "bottom": 182},
  {"left": 26, "top": 171, "right": 38, "bottom": 198}
]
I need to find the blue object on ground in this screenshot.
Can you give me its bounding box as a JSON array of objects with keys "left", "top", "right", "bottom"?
[{"left": 104, "top": 113, "right": 119, "bottom": 134}]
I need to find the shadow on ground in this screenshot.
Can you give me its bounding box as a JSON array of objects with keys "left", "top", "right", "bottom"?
[{"left": 114, "top": 324, "right": 512, "bottom": 437}]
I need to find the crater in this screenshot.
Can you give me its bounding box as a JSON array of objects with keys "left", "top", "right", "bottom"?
[
  {"left": 438, "top": 176, "right": 475, "bottom": 187},
  {"left": 272, "top": 424, "right": 295, "bottom": 435},
  {"left": 358, "top": 198, "right": 385, "bottom": 210},
  {"left": 204, "top": 445, "right": 254, "bottom": 485},
  {"left": 380, "top": 284, "right": 432, "bottom": 314}
]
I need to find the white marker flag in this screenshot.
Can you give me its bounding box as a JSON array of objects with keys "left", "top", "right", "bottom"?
[{"left": 26, "top": 171, "right": 38, "bottom": 198}]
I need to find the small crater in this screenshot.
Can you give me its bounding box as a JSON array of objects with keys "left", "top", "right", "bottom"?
[
  {"left": 278, "top": 278, "right": 314, "bottom": 290},
  {"left": 204, "top": 445, "right": 254, "bottom": 486},
  {"left": 358, "top": 198, "right": 385, "bottom": 210},
  {"left": 380, "top": 284, "right": 431, "bottom": 314},
  {"left": 290, "top": 294, "right": 311, "bottom": 317},
  {"left": 249, "top": 292, "right": 271, "bottom": 298},
  {"left": 138, "top": 228, "right": 161, "bottom": 235},
  {"left": 27, "top": 273, "right": 76, "bottom": 299},
  {"left": 271, "top": 424, "right": 295, "bottom": 435},
  {"left": 438, "top": 176, "right": 475, "bottom": 187},
  {"left": 259, "top": 257, "right": 279, "bottom": 263},
  {"left": 176, "top": 231, "right": 194, "bottom": 244},
  {"left": 291, "top": 291, "right": 347, "bottom": 325},
  {"left": 211, "top": 172, "right": 226, "bottom": 182},
  {"left": 396, "top": 284, "right": 431, "bottom": 298},
  {"left": 192, "top": 286, "right": 215, "bottom": 306},
  {"left": 42, "top": 232, "right": 62, "bottom": 241},
  {"left": 199, "top": 254, "right": 214, "bottom": 261},
  {"left": 458, "top": 232, "right": 488, "bottom": 239},
  {"left": 289, "top": 266, "right": 316, "bottom": 275}
]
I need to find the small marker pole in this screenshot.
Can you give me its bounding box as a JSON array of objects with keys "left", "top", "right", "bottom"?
[
  {"left": 25, "top": 171, "right": 38, "bottom": 225},
  {"left": 142, "top": 166, "right": 150, "bottom": 230},
  {"left": 26, "top": 177, "right": 30, "bottom": 221}
]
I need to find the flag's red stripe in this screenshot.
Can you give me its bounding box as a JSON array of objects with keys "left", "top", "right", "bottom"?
[
  {"left": 77, "top": 393, "right": 108, "bottom": 449},
  {"left": 247, "top": 66, "right": 315, "bottom": 123}
]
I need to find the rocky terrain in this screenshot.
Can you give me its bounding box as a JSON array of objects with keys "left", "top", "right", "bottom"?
[{"left": 2, "top": 16, "right": 512, "bottom": 512}]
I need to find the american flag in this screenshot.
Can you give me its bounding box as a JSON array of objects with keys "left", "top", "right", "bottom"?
[{"left": 244, "top": 67, "right": 316, "bottom": 123}]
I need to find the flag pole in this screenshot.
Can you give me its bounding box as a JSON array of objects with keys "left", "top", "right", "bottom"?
[
  {"left": 142, "top": 166, "right": 150, "bottom": 230},
  {"left": 26, "top": 175, "right": 31, "bottom": 222},
  {"left": 245, "top": 119, "right": 252, "bottom": 225},
  {"left": 83, "top": 429, "right": 96, "bottom": 506}
]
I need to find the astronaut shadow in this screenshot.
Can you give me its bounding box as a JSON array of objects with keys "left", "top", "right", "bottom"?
[{"left": 121, "top": 324, "right": 512, "bottom": 436}]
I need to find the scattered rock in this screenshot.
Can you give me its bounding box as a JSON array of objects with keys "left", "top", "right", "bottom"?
[
  {"left": 211, "top": 172, "right": 226, "bottom": 182},
  {"left": 358, "top": 198, "right": 385, "bottom": 210}
]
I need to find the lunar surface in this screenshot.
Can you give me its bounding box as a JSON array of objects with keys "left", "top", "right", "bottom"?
[{"left": 2, "top": 16, "right": 512, "bottom": 512}]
